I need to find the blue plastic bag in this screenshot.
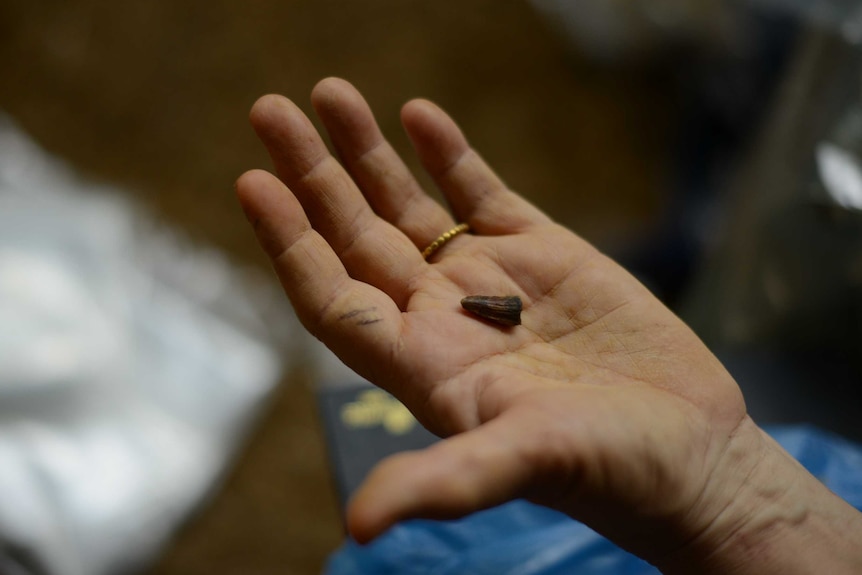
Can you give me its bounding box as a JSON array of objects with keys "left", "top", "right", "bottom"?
[{"left": 324, "top": 425, "right": 862, "bottom": 574}]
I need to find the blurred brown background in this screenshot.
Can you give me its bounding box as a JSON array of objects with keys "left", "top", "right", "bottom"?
[{"left": 0, "top": 1, "right": 671, "bottom": 573}]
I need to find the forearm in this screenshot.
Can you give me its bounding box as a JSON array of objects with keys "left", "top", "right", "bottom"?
[{"left": 658, "top": 422, "right": 862, "bottom": 574}]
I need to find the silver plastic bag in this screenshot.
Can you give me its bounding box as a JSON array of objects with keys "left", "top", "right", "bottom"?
[{"left": 0, "top": 114, "right": 289, "bottom": 575}]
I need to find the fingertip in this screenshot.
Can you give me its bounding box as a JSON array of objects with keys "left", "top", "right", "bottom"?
[
  {"left": 400, "top": 98, "right": 444, "bottom": 131},
  {"left": 345, "top": 493, "right": 390, "bottom": 545},
  {"left": 248, "top": 93, "right": 329, "bottom": 181},
  {"left": 249, "top": 94, "right": 292, "bottom": 130},
  {"left": 310, "top": 79, "right": 360, "bottom": 123},
  {"left": 311, "top": 78, "right": 384, "bottom": 160},
  {"left": 235, "top": 167, "right": 272, "bottom": 191},
  {"left": 234, "top": 168, "right": 277, "bottom": 212},
  {"left": 311, "top": 77, "right": 356, "bottom": 111},
  {"left": 249, "top": 94, "right": 316, "bottom": 151},
  {"left": 345, "top": 452, "right": 422, "bottom": 544},
  {"left": 401, "top": 99, "right": 467, "bottom": 176},
  {"left": 234, "top": 169, "right": 281, "bottom": 235},
  {"left": 234, "top": 169, "right": 309, "bottom": 259},
  {"left": 234, "top": 168, "right": 265, "bottom": 223}
]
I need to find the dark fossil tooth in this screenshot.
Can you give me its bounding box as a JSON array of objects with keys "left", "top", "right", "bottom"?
[{"left": 460, "top": 295, "right": 522, "bottom": 327}]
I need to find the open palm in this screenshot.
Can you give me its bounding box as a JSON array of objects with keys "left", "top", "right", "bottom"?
[{"left": 237, "top": 78, "right": 755, "bottom": 566}]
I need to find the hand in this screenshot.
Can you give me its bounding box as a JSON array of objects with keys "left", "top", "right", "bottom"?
[{"left": 236, "top": 78, "right": 862, "bottom": 573}]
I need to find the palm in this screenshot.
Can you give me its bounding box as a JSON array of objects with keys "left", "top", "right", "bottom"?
[
  {"left": 349, "top": 223, "right": 736, "bottom": 431},
  {"left": 237, "top": 78, "right": 748, "bottom": 559}
]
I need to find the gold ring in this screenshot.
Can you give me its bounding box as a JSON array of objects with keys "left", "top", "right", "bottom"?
[{"left": 422, "top": 223, "right": 470, "bottom": 260}]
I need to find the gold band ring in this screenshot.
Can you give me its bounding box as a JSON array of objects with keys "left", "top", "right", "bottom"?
[{"left": 422, "top": 223, "right": 470, "bottom": 260}]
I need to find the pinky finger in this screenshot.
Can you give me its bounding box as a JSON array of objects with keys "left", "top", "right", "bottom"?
[
  {"left": 236, "top": 169, "right": 348, "bottom": 315},
  {"left": 235, "top": 169, "right": 402, "bottom": 374}
]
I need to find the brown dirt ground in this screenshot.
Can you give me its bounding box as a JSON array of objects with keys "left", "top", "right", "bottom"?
[{"left": 0, "top": 2, "right": 671, "bottom": 573}]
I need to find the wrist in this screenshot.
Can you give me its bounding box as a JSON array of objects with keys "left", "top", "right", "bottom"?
[{"left": 658, "top": 420, "right": 862, "bottom": 574}]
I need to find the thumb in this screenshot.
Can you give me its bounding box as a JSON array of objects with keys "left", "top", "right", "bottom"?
[{"left": 346, "top": 410, "right": 548, "bottom": 543}]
